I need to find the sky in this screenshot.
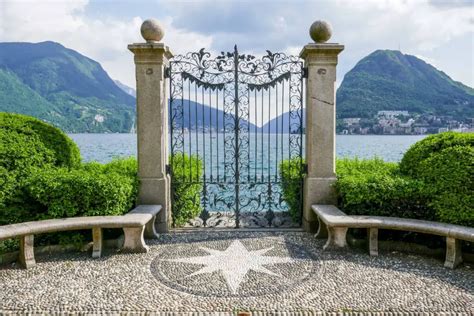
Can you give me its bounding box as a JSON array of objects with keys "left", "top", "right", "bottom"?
[{"left": 0, "top": 0, "right": 473, "bottom": 89}]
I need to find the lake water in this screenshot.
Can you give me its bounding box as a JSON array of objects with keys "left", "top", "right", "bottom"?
[{"left": 69, "top": 133, "right": 426, "bottom": 164}]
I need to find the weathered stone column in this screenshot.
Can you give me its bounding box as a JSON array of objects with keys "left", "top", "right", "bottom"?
[
  {"left": 300, "top": 21, "right": 344, "bottom": 233},
  {"left": 128, "top": 19, "right": 172, "bottom": 232}
]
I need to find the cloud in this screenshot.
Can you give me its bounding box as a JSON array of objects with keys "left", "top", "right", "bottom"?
[
  {"left": 0, "top": 0, "right": 472, "bottom": 87},
  {"left": 0, "top": 0, "right": 212, "bottom": 87}
]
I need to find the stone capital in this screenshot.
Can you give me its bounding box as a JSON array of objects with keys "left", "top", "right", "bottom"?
[
  {"left": 299, "top": 43, "right": 344, "bottom": 65},
  {"left": 128, "top": 42, "right": 173, "bottom": 64}
]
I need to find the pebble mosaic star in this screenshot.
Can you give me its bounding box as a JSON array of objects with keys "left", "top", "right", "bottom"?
[{"left": 166, "top": 240, "right": 295, "bottom": 294}]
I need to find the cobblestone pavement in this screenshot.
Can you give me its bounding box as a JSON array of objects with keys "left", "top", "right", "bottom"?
[{"left": 0, "top": 231, "right": 473, "bottom": 314}]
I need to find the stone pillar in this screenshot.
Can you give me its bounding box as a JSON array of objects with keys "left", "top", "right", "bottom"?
[
  {"left": 128, "top": 19, "right": 173, "bottom": 232},
  {"left": 300, "top": 21, "right": 344, "bottom": 232}
]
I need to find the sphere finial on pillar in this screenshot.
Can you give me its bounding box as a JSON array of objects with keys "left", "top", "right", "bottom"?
[
  {"left": 309, "top": 20, "right": 332, "bottom": 43},
  {"left": 141, "top": 19, "right": 165, "bottom": 42}
]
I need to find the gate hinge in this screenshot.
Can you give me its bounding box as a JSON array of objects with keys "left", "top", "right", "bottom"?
[
  {"left": 164, "top": 66, "right": 171, "bottom": 78},
  {"left": 302, "top": 67, "right": 308, "bottom": 78},
  {"left": 165, "top": 164, "right": 171, "bottom": 175},
  {"left": 302, "top": 163, "right": 308, "bottom": 174}
]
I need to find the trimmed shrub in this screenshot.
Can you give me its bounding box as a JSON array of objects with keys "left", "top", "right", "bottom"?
[
  {"left": 0, "top": 112, "right": 81, "bottom": 208},
  {"left": 81, "top": 157, "right": 139, "bottom": 204},
  {"left": 279, "top": 157, "right": 305, "bottom": 222},
  {"left": 400, "top": 132, "right": 474, "bottom": 177},
  {"left": 0, "top": 112, "right": 81, "bottom": 169},
  {"left": 335, "top": 158, "right": 433, "bottom": 220},
  {"left": 170, "top": 153, "right": 203, "bottom": 227},
  {"left": 0, "top": 158, "right": 139, "bottom": 253},
  {"left": 25, "top": 167, "right": 136, "bottom": 219},
  {"left": 417, "top": 146, "right": 474, "bottom": 227}
]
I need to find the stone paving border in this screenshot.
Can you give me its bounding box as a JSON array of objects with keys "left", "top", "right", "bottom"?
[{"left": 0, "top": 231, "right": 472, "bottom": 314}]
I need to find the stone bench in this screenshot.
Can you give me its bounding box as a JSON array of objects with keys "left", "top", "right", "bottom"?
[
  {"left": 312, "top": 204, "right": 474, "bottom": 269},
  {"left": 0, "top": 205, "right": 161, "bottom": 269}
]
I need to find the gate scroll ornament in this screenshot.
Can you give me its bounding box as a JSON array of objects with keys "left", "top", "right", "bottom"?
[{"left": 169, "top": 46, "right": 304, "bottom": 228}]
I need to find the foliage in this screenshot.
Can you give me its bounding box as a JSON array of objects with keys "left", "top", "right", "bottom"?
[
  {"left": 337, "top": 50, "right": 474, "bottom": 120},
  {"left": 24, "top": 162, "right": 137, "bottom": 220},
  {"left": 0, "top": 112, "right": 80, "bottom": 208},
  {"left": 416, "top": 145, "right": 474, "bottom": 226},
  {"left": 170, "top": 153, "right": 203, "bottom": 227},
  {"left": 335, "top": 158, "right": 433, "bottom": 220},
  {"left": 399, "top": 132, "right": 474, "bottom": 227},
  {"left": 279, "top": 157, "right": 305, "bottom": 222},
  {"left": 0, "top": 41, "right": 135, "bottom": 133},
  {"left": 399, "top": 132, "right": 474, "bottom": 177}
]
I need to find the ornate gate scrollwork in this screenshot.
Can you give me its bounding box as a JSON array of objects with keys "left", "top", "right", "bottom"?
[{"left": 169, "top": 46, "right": 304, "bottom": 228}]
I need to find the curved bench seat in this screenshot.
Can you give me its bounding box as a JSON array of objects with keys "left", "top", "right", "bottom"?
[
  {"left": 0, "top": 205, "right": 162, "bottom": 269},
  {"left": 312, "top": 204, "right": 474, "bottom": 269}
]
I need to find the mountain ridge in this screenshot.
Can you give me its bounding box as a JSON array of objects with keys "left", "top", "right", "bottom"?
[
  {"left": 336, "top": 49, "right": 473, "bottom": 120},
  {"left": 0, "top": 41, "right": 135, "bottom": 133},
  {"left": 1, "top": 43, "right": 472, "bottom": 133}
]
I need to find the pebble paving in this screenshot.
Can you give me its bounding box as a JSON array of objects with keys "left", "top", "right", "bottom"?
[{"left": 0, "top": 231, "right": 473, "bottom": 315}]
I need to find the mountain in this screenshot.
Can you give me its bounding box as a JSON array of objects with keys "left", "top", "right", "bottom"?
[
  {"left": 336, "top": 50, "right": 474, "bottom": 120},
  {"left": 260, "top": 111, "right": 305, "bottom": 133},
  {"left": 114, "top": 80, "right": 136, "bottom": 97},
  {"left": 170, "top": 99, "right": 259, "bottom": 132},
  {"left": 0, "top": 41, "right": 135, "bottom": 133}
]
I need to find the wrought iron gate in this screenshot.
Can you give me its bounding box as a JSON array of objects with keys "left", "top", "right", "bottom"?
[{"left": 169, "top": 46, "right": 304, "bottom": 228}]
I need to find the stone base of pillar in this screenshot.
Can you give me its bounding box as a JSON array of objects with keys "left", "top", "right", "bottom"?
[
  {"left": 138, "top": 177, "right": 170, "bottom": 233},
  {"left": 302, "top": 177, "right": 337, "bottom": 233}
]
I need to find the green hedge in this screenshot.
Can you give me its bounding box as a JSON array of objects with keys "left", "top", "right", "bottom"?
[
  {"left": 0, "top": 112, "right": 81, "bottom": 169},
  {"left": 335, "top": 158, "right": 433, "bottom": 220},
  {"left": 0, "top": 158, "right": 138, "bottom": 226},
  {"left": 279, "top": 157, "right": 305, "bottom": 222},
  {"left": 0, "top": 112, "right": 80, "bottom": 208},
  {"left": 170, "top": 153, "right": 203, "bottom": 227},
  {"left": 0, "top": 158, "right": 139, "bottom": 253},
  {"left": 400, "top": 131, "right": 474, "bottom": 177},
  {"left": 417, "top": 145, "right": 474, "bottom": 226}
]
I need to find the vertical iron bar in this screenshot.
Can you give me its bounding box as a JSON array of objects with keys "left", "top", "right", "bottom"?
[
  {"left": 281, "top": 79, "right": 285, "bottom": 170},
  {"left": 233, "top": 45, "right": 240, "bottom": 228},
  {"left": 268, "top": 86, "right": 271, "bottom": 182},
  {"left": 195, "top": 84, "right": 199, "bottom": 167},
  {"left": 188, "top": 80, "right": 192, "bottom": 182},
  {"left": 217, "top": 89, "right": 220, "bottom": 182},
  {"left": 202, "top": 88, "right": 206, "bottom": 181},
  {"left": 247, "top": 88, "right": 250, "bottom": 183},
  {"left": 209, "top": 89, "right": 213, "bottom": 181},
  {"left": 261, "top": 89, "right": 264, "bottom": 181},
  {"left": 254, "top": 89, "right": 257, "bottom": 181},
  {"left": 275, "top": 83, "right": 279, "bottom": 179},
  {"left": 223, "top": 86, "right": 227, "bottom": 183}
]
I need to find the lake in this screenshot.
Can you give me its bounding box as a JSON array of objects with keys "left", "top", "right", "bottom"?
[{"left": 69, "top": 133, "right": 426, "bottom": 164}]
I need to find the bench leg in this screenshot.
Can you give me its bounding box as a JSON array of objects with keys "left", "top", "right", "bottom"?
[
  {"left": 324, "top": 226, "right": 348, "bottom": 250},
  {"left": 144, "top": 215, "right": 159, "bottom": 239},
  {"left": 122, "top": 226, "right": 149, "bottom": 253},
  {"left": 92, "top": 227, "right": 102, "bottom": 259},
  {"left": 19, "top": 235, "right": 35, "bottom": 269},
  {"left": 315, "top": 216, "right": 328, "bottom": 239},
  {"left": 368, "top": 228, "right": 378, "bottom": 256},
  {"left": 444, "top": 237, "right": 462, "bottom": 269}
]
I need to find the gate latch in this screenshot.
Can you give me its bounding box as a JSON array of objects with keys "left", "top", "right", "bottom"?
[
  {"left": 302, "top": 67, "right": 308, "bottom": 78},
  {"left": 164, "top": 66, "right": 171, "bottom": 78},
  {"left": 165, "top": 164, "right": 171, "bottom": 175},
  {"left": 302, "top": 163, "right": 308, "bottom": 174}
]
